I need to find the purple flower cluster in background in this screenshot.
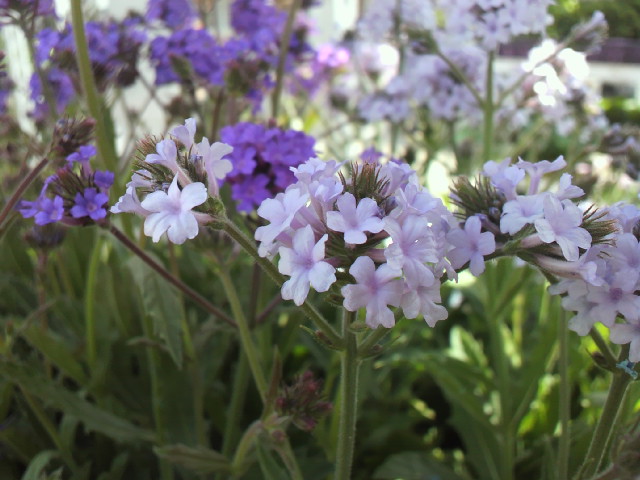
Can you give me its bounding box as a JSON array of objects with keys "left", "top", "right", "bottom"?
[
  {"left": 219, "top": 122, "right": 316, "bottom": 212},
  {"left": 147, "top": 0, "right": 315, "bottom": 105},
  {"left": 150, "top": 28, "right": 226, "bottom": 86},
  {"left": 30, "top": 17, "right": 146, "bottom": 120},
  {"left": 19, "top": 145, "right": 113, "bottom": 226},
  {"left": 146, "top": 0, "right": 196, "bottom": 30},
  {"left": 0, "top": 0, "right": 55, "bottom": 18}
]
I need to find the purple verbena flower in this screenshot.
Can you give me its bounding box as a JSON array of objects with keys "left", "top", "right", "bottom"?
[{"left": 71, "top": 188, "right": 109, "bottom": 221}]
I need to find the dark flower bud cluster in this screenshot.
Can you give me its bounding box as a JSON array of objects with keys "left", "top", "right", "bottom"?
[{"left": 276, "top": 371, "right": 332, "bottom": 432}]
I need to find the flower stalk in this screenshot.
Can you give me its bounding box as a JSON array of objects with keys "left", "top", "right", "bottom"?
[
  {"left": 334, "top": 309, "right": 360, "bottom": 480},
  {"left": 577, "top": 344, "right": 633, "bottom": 480}
]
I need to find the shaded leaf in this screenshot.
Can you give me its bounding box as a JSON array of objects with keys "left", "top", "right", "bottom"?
[
  {"left": 128, "top": 257, "right": 184, "bottom": 369},
  {"left": 20, "top": 450, "right": 58, "bottom": 480},
  {"left": 374, "top": 451, "right": 468, "bottom": 480},
  {"left": 255, "top": 441, "right": 288, "bottom": 480},
  {"left": 21, "top": 324, "right": 87, "bottom": 384},
  {"left": 154, "top": 444, "right": 231, "bottom": 475},
  {"left": 0, "top": 360, "right": 156, "bottom": 444}
]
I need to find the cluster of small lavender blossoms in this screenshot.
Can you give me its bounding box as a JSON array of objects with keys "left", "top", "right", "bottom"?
[
  {"left": 352, "top": 0, "right": 551, "bottom": 123},
  {"left": 476, "top": 156, "right": 640, "bottom": 361},
  {"left": 19, "top": 145, "right": 113, "bottom": 226},
  {"left": 111, "top": 118, "right": 232, "bottom": 244},
  {"left": 254, "top": 155, "right": 462, "bottom": 328},
  {"left": 111, "top": 118, "right": 317, "bottom": 242}
]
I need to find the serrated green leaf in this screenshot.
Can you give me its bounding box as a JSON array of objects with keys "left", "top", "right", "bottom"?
[
  {"left": 373, "top": 451, "right": 468, "bottom": 480},
  {"left": 0, "top": 360, "right": 156, "bottom": 444},
  {"left": 128, "top": 256, "right": 184, "bottom": 369},
  {"left": 20, "top": 450, "right": 58, "bottom": 480},
  {"left": 154, "top": 444, "right": 231, "bottom": 475}
]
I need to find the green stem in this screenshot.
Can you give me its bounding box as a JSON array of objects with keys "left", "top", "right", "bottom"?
[
  {"left": 84, "top": 235, "right": 102, "bottom": 371},
  {"left": 231, "top": 420, "right": 263, "bottom": 475},
  {"left": 217, "top": 266, "right": 269, "bottom": 401},
  {"left": 271, "top": 0, "right": 302, "bottom": 119},
  {"left": 70, "top": 0, "right": 118, "bottom": 172},
  {"left": 486, "top": 265, "right": 513, "bottom": 480},
  {"left": 334, "top": 309, "right": 360, "bottom": 480},
  {"left": 220, "top": 220, "right": 342, "bottom": 347},
  {"left": 108, "top": 225, "right": 235, "bottom": 327},
  {"left": 558, "top": 312, "right": 570, "bottom": 480},
  {"left": 482, "top": 51, "right": 495, "bottom": 163},
  {"left": 0, "top": 157, "right": 48, "bottom": 232},
  {"left": 589, "top": 329, "right": 617, "bottom": 370},
  {"left": 357, "top": 326, "right": 390, "bottom": 358},
  {"left": 577, "top": 345, "right": 632, "bottom": 480}
]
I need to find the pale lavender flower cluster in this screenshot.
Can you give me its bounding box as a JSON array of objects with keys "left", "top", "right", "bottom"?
[
  {"left": 254, "top": 156, "right": 473, "bottom": 328},
  {"left": 519, "top": 38, "right": 609, "bottom": 139},
  {"left": 358, "top": 0, "right": 552, "bottom": 52},
  {"left": 547, "top": 204, "right": 640, "bottom": 361},
  {"left": 480, "top": 155, "right": 591, "bottom": 260},
  {"left": 18, "top": 145, "right": 113, "bottom": 226},
  {"left": 475, "top": 155, "right": 640, "bottom": 360},
  {"left": 219, "top": 122, "right": 316, "bottom": 212},
  {"left": 111, "top": 118, "right": 233, "bottom": 244},
  {"left": 359, "top": 46, "right": 486, "bottom": 123}
]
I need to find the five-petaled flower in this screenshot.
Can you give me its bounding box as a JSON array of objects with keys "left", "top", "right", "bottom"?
[{"left": 140, "top": 175, "right": 208, "bottom": 244}]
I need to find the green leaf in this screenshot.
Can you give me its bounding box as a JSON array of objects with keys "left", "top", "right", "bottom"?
[
  {"left": 96, "top": 453, "right": 129, "bottom": 480},
  {"left": 154, "top": 444, "right": 231, "bottom": 475},
  {"left": 128, "top": 257, "right": 184, "bottom": 369},
  {"left": 21, "top": 324, "right": 87, "bottom": 384},
  {"left": 255, "top": 441, "right": 288, "bottom": 480},
  {"left": 0, "top": 359, "right": 156, "bottom": 444},
  {"left": 373, "top": 451, "right": 468, "bottom": 480},
  {"left": 20, "top": 450, "right": 58, "bottom": 480}
]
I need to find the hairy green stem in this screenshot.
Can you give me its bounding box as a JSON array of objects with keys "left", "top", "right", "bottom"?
[
  {"left": 577, "top": 345, "right": 632, "bottom": 480},
  {"left": 70, "top": 0, "right": 118, "bottom": 172},
  {"left": 271, "top": 0, "right": 302, "bottom": 119},
  {"left": 558, "top": 313, "right": 570, "bottom": 480},
  {"left": 108, "top": 225, "right": 235, "bottom": 327},
  {"left": 357, "top": 326, "right": 390, "bottom": 358},
  {"left": 334, "top": 309, "right": 360, "bottom": 480},
  {"left": 221, "top": 220, "right": 342, "bottom": 347}
]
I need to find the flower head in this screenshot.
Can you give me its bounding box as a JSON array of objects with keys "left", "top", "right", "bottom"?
[{"left": 140, "top": 175, "right": 208, "bottom": 244}]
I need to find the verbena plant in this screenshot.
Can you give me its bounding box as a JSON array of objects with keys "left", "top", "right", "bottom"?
[{"left": 1, "top": 1, "right": 639, "bottom": 480}]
